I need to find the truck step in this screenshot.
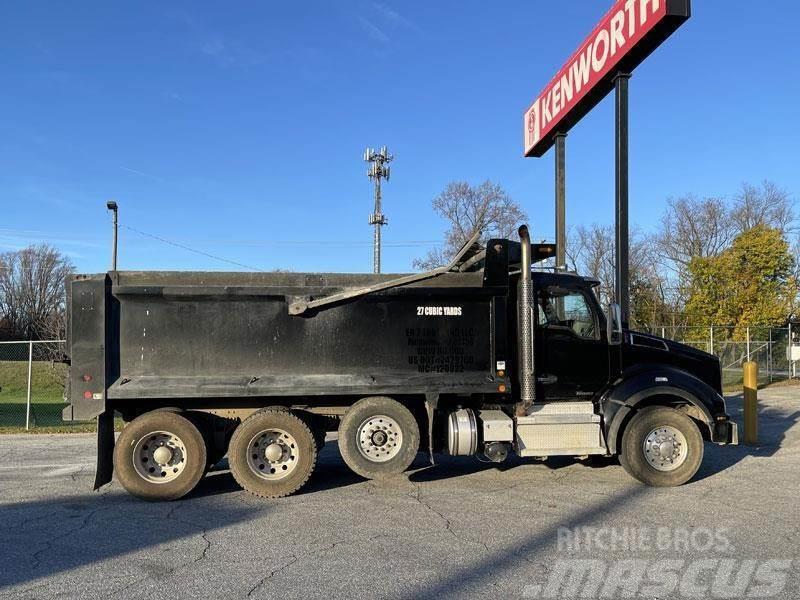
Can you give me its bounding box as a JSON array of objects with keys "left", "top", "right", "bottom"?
[
  {"left": 524, "top": 400, "right": 596, "bottom": 416},
  {"left": 515, "top": 402, "right": 606, "bottom": 457}
]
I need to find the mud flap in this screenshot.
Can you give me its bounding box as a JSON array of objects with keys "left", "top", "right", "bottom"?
[
  {"left": 94, "top": 410, "right": 115, "bottom": 490},
  {"left": 425, "top": 393, "right": 439, "bottom": 466}
]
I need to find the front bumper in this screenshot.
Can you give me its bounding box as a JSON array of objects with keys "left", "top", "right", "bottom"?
[{"left": 712, "top": 418, "right": 738, "bottom": 445}]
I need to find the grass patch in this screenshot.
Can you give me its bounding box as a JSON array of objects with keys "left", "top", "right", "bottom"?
[
  {"left": 0, "top": 360, "right": 66, "bottom": 399},
  {"left": 0, "top": 360, "right": 94, "bottom": 429},
  {"left": 0, "top": 418, "right": 124, "bottom": 434}
]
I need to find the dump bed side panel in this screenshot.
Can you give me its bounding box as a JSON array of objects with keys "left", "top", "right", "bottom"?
[{"left": 104, "top": 275, "right": 503, "bottom": 402}]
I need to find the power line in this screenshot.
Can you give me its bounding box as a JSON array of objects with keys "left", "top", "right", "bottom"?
[
  {"left": 160, "top": 239, "right": 441, "bottom": 248},
  {"left": 123, "top": 225, "right": 265, "bottom": 272},
  {"left": 0, "top": 228, "right": 444, "bottom": 248}
]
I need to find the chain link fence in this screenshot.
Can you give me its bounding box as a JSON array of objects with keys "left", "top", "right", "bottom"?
[
  {"left": 640, "top": 326, "right": 795, "bottom": 389},
  {"left": 0, "top": 340, "right": 91, "bottom": 430},
  {"left": 1, "top": 328, "right": 796, "bottom": 430}
]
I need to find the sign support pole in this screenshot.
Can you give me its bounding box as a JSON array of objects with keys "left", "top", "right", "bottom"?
[
  {"left": 614, "top": 73, "right": 631, "bottom": 327},
  {"left": 554, "top": 133, "right": 567, "bottom": 269}
]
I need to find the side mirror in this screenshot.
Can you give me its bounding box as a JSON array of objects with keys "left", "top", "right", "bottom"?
[{"left": 606, "top": 303, "right": 622, "bottom": 345}]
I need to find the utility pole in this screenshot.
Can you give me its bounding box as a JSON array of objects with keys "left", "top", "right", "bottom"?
[
  {"left": 107, "top": 200, "right": 119, "bottom": 270},
  {"left": 364, "top": 146, "right": 393, "bottom": 273}
]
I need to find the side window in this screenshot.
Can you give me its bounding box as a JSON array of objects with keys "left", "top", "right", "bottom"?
[{"left": 537, "top": 289, "right": 599, "bottom": 340}]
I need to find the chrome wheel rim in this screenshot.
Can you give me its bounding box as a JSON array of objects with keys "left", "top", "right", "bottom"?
[
  {"left": 133, "top": 431, "right": 187, "bottom": 483},
  {"left": 246, "top": 428, "right": 299, "bottom": 480},
  {"left": 643, "top": 425, "right": 688, "bottom": 471},
  {"left": 356, "top": 415, "right": 402, "bottom": 463}
]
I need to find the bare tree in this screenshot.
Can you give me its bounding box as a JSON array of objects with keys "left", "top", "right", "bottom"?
[
  {"left": 568, "top": 224, "right": 673, "bottom": 328},
  {"left": 629, "top": 231, "right": 679, "bottom": 329},
  {"left": 568, "top": 224, "right": 616, "bottom": 305},
  {"left": 655, "top": 195, "right": 736, "bottom": 270},
  {"left": 0, "top": 245, "right": 74, "bottom": 340},
  {"left": 731, "top": 180, "right": 795, "bottom": 234},
  {"left": 413, "top": 181, "right": 527, "bottom": 270}
]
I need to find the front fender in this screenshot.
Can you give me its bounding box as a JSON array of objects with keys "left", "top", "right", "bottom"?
[{"left": 603, "top": 366, "right": 728, "bottom": 454}]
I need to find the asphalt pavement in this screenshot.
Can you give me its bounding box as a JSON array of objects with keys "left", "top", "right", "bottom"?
[{"left": 1, "top": 387, "right": 799, "bottom": 599}]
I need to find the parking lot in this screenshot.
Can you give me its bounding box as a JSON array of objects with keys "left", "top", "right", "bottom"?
[{"left": 1, "top": 387, "right": 798, "bottom": 599}]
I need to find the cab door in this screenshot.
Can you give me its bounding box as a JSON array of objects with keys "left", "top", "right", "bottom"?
[{"left": 534, "top": 284, "right": 609, "bottom": 401}]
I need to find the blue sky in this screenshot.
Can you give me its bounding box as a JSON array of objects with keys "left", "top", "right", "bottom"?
[{"left": 1, "top": 1, "right": 798, "bottom": 274}]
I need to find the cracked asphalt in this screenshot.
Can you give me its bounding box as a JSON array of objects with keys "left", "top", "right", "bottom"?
[{"left": 1, "top": 388, "right": 799, "bottom": 599}]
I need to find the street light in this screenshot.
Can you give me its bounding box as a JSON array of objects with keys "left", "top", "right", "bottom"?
[{"left": 106, "top": 201, "right": 118, "bottom": 271}]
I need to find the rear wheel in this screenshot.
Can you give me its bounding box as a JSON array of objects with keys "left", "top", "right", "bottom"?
[
  {"left": 337, "top": 396, "right": 420, "bottom": 480},
  {"left": 114, "top": 411, "right": 207, "bottom": 501},
  {"left": 228, "top": 409, "right": 317, "bottom": 498},
  {"left": 619, "top": 405, "right": 704, "bottom": 487}
]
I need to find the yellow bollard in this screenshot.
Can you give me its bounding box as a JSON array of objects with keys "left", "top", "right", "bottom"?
[{"left": 743, "top": 361, "right": 758, "bottom": 445}]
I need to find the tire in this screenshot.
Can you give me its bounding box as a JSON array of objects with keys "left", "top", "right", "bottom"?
[
  {"left": 228, "top": 409, "right": 317, "bottom": 498},
  {"left": 337, "top": 396, "right": 420, "bottom": 480},
  {"left": 114, "top": 411, "right": 207, "bottom": 501},
  {"left": 619, "top": 405, "right": 704, "bottom": 487}
]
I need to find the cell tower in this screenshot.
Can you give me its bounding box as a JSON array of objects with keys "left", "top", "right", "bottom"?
[{"left": 364, "top": 146, "right": 393, "bottom": 273}]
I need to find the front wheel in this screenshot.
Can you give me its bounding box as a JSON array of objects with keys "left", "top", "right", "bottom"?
[
  {"left": 619, "top": 405, "right": 704, "bottom": 487},
  {"left": 338, "top": 396, "right": 420, "bottom": 480}
]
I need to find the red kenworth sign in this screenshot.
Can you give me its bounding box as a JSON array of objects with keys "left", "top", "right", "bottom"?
[{"left": 524, "top": 0, "right": 690, "bottom": 157}]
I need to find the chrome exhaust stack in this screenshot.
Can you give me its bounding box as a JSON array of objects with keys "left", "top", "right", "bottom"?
[{"left": 516, "top": 225, "right": 536, "bottom": 416}]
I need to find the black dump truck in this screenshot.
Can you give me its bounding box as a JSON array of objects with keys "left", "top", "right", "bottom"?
[{"left": 64, "top": 226, "right": 737, "bottom": 500}]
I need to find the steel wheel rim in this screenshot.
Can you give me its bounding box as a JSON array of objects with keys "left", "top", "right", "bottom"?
[
  {"left": 356, "top": 415, "right": 402, "bottom": 463},
  {"left": 246, "top": 428, "right": 299, "bottom": 480},
  {"left": 643, "top": 425, "right": 688, "bottom": 471},
  {"left": 132, "top": 431, "right": 188, "bottom": 484}
]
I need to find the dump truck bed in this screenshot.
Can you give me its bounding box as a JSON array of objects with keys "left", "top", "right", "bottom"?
[{"left": 65, "top": 269, "right": 513, "bottom": 417}]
